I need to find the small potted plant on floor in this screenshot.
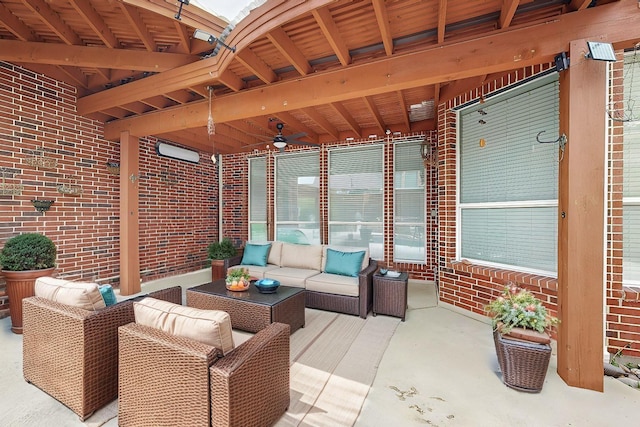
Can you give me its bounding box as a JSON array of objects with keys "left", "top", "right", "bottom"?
[
  {"left": 485, "top": 282, "right": 559, "bottom": 393},
  {"left": 208, "top": 237, "right": 239, "bottom": 281},
  {"left": 0, "top": 233, "right": 57, "bottom": 334}
]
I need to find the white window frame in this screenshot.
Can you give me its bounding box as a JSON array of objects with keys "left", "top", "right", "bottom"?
[
  {"left": 393, "top": 138, "right": 426, "bottom": 263},
  {"left": 248, "top": 156, "right": 267, "bottom": 241}
]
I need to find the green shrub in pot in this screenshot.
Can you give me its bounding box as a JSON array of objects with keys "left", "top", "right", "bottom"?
[{"left": 0, "top": 233, "right": 57, "bottom": 271}]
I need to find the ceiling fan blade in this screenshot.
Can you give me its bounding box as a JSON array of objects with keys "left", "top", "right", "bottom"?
[{"left": 284, "top": 132, "right": 307, "bottom": 141}]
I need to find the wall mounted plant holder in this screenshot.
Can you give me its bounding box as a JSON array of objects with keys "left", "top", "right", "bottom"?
[
  {"left": 31, "top": 199, "right": 54, "bottom": 212},
  {"left": 57, "top": 175, "right": 83, "bottom": 196},
  {"left": 106, "top": 162, "right": 120, "bottom": 175},
  {"left": 0, "top": 168, "right": 23, "bottom": 195},
  {"left": 57, "top": 184, "right": 83, "bottom": 196},
  {"left": 23, "top": 146, "right": 58, "bottom": 169}
]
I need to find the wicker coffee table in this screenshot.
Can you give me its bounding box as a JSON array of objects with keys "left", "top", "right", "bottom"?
[{"left": 186, "top": 280, "right": 305, "bottom": 334}]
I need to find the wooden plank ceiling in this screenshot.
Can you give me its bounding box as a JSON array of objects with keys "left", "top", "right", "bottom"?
[{"left": 0, "top": 0, "right": 622, "bottom": 154}]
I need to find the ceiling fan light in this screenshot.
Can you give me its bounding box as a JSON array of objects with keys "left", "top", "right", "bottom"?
[{"left": 273, "top": 141, "right": 287, "bottom": 149}]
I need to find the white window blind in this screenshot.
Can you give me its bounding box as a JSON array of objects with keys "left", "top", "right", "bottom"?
[
  {"left": 328, "top": 145, "right": 383, "bottom": 258},
  {"left": 275, "top": 152, "right": 320, "bottom": 245},
  {"left": 394, "top": 140, "right": 425, "bottom": 263},
  {"left": 248, "top": 157, "right": 267, "bottom": 241},
  {"left": 458, "top": 73, "right": 559, "bottom": 274},
  {"left": 622, "top": 53, "right": 640, "bottom": 284}
]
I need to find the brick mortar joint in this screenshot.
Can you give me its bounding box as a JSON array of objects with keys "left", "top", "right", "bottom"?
[{"left": 449, "top": 260, "right": 557, "bottom": 291}]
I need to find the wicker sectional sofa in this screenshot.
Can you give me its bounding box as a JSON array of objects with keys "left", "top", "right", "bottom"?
[{"left": 228, "top": 241, "right": 377, "bottom": 318}]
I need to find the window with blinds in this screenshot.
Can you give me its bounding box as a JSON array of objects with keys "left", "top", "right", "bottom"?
[
  {"left": 328, "top": 145, "right": 383, "bottom": 258},
  {"left": 394, "top": 140, "right": 425, "bottom": 263},
  {"left": 458, "top": 72, "right": 559, "bottom": 275},
  {"left": 248, "top": 157, "right": 267, "bottom": 241},
  {"left": 623, "top": 53, "right": 640, "bottom": 284},
  {"left": 275, "top": 152, "right": 320, "bottom": 245}
]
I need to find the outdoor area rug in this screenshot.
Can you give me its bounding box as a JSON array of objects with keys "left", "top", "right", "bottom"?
[{"left": 0, "top": 308, "right": 399, "bottom": 427}]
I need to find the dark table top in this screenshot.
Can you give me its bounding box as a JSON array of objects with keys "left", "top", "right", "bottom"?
[{"left": 188, "top": 279, "right": 304, "bottom": 307}]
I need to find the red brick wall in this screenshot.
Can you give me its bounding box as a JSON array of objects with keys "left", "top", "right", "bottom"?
[{"left": 0, "top": 62, "right": 217, "bottom": 300}]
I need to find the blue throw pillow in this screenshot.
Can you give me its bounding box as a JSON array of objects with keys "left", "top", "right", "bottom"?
[
  {"left": 324, "top": 248, "right": 366, "bottom": 277},
  {"left": 99, "top": 284, "right": 117, "bottom": 306},
  {"left": 241, "top": 243, "right": 272, "bottom": 267}
]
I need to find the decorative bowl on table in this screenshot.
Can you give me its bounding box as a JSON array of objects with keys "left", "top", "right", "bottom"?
[
  {"left": 225, "top": 268, "right": 251, "bottom": 291},
  {"left": 255, "top": 279, "right": 280, "bottom": 294}
]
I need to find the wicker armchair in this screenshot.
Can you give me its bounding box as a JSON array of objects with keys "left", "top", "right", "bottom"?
[
  {"left": 22, "top": 286, "right": 182, "bottom": 421},
  {"left": 118, "top": 321, "right": 290, "bottom": 427}
]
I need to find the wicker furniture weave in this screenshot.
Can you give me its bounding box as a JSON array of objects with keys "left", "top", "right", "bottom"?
[
  {"left": 118, "top": 321, "right": 290, "bottom": 427},
  {"left": 305, "top": 258, "right": 378, "bottom": 318},
  {"left": 373, "top": 271, "right": 408, "bottom": 321},
  {"left": 229, "top": 248, "right": 378, "bottom": 319},
  {"left": 22, "top": 286, "right": 182, "bottom": 420},
  {"left": 187, "top": 280, "right": 305, "bottom": 334},
  {"left": 493, "top": 330, "right": 552, "bottom": 393}
]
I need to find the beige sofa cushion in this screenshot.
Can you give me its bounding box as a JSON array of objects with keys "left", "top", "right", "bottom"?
[
  {"left": 305, "top": 273, "right": 360, "bottom": 297},
  {"left": 247, "top": 240, "right": 283, "bottom": 266},
  {"left": 280, "top": 243, "right": 323, "bottom": 270},
  {"left": 35, "top": 277, "right": 106, "bottom": 311},
  {"left": 321, "top": 245, "right": 369, "bottom": 272},
  {"left": 133, "top": 297, "right": 234, "bottom": 355},
  {"left": 266, "top": 267, "right": 320, "bottom": 288}
]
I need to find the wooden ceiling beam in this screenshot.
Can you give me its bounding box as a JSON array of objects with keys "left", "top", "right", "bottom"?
[
  {"left": 78, "top": 0, "right": 338, "bottom": 114},
  {"left": 0, "top": 40, "right": 197, "bottom": 70},
  {"left": 217, "top": 69, "right": 244, "bottom": 92},
  {"left": 119, "top": 3, "right": 156, "bottom": 52},
  {"left": 69, "top": 0, "right": 119, "bottom": 48},
  {"left": 499, "top": 0, "right": 520, "bottom": 29},
  {"left": 267, "top": 27, "right": 312, "bottom": 76},
  {"left": 57, "top": 65, "right": 88, "bottom": 88},
  {"left": 395, "top": 91, "right": 411, "bottom": 132},
  {"left": 331, "top": 102, "right": 361, "bottom": 137},
  {"left": 569, "top": 0, "right": 594, "bottom": 11},
  {"left": 302, "top": 108, "right": 339, "bottom": 140},
  {"left": 173, "top": 20, "right": 191, "bottom": 54},
  {"left": 363, "top": 96, "right": 386, "bottom": 135},
  {"left": 371, "top": 0, "right": 393, "bottom": 56},
  {"left": 105, "top": 0, "right": 640, "bottom": 139},
  {"left": 122, "top": 0, "right": 227, "bottom": 36},
  {"left": 312, "top": 7, "right": 351, "bottom": 66},
  {"left": 235, "top": 49, "right": 277, "bottom": 84},
  {"left": 437, "top": 0, "right": 448, "bottom": 44},
  {"left": 0, "top": 2, "right": 38, "bottom": 41},
  {"left": 24, "top": 0, "right": 82, "bottom": 45}
]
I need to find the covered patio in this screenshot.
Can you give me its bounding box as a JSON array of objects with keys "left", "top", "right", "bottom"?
[
  {"left": 1, "top": 276, "right": 639, "bottom": 426},
  {"left": 2, "top": 0, "right": 640, "bottom": 416}
]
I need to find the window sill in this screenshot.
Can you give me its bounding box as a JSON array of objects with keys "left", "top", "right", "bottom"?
[
  {"left": 450, "top": 259, "right": 557, "bottom": 292},
  {"left": 622, "top": 286, "right": 640, "bottom": 303}
]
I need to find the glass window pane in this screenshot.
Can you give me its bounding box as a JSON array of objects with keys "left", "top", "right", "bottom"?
[
  {"left": 461, "top": 207, "right": 557, "bottom": 273},
  {"left": 328, "top": 145, "right": 383, "bottom": 258},
  {"left": 275, "top": 153, "right": 320, "bottom": 244},
  {"left": 249, "top": 157, "right": 267, "bottom": 240}
]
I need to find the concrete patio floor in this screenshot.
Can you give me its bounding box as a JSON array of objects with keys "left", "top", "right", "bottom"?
[{"left": 1, "top": 271, "right": 639, "bottom": 426}]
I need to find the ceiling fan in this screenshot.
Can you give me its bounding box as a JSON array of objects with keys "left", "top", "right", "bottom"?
[{"left": 248, "top": 123, "right": 320, "bottom": 152}]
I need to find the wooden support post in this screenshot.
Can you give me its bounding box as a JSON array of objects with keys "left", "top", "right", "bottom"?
[
  {"left": 557, "top": 39, "right": 606, "bottom": 391},
  {"left": 119, "top": 131, "right": 141, "bottom": 295}
]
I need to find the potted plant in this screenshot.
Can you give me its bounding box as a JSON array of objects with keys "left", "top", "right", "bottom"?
[
  {"left": 0, "top": 233, "right": 57, "bottom": 334},
  {"left": 485, "top": 283, "right": 559, "bottom": 393},
  {"left": 207, "top": 237, "right": 239, "bottom": 281},
  {"left": 225, "top": 268, "right": 251, "bottom": 291}
]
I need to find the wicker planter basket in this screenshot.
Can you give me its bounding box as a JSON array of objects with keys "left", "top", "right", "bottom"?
[{"left": 493, "top": 330, "right": 552, "bottom": 393}]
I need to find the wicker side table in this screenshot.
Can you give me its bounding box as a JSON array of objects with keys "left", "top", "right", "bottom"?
[{"left": 373, "top": 271, "right": 408, "bottom": 321}]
